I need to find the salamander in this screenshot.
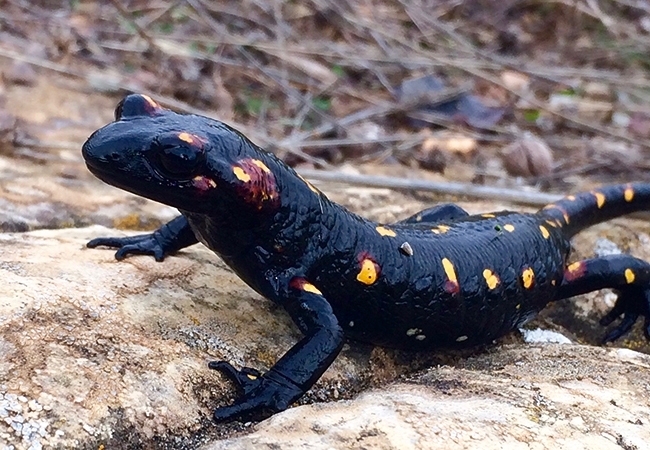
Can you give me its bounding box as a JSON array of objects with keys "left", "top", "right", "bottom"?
[{"left": 82, "top": 94, "right": 650, "bottom": 422}]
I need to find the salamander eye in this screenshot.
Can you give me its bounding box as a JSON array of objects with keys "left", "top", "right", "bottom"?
[{"left": 150, "top": 133, "right": 206, "bottom": 179}]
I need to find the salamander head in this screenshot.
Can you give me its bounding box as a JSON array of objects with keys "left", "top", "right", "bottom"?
[{"left": 82, "top": 94, "right": 280, "bottom": 215}]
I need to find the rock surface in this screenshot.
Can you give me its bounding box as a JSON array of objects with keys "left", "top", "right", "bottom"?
[
  {"left": 212, "top": 345, "right": 650, "bottom": 450},
  {"left": 1, "top": 227, "right": 649, "bottom": 449}
]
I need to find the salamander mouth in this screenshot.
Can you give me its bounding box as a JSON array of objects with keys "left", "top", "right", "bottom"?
[{"left": 84, "top": 162, "right": 113, "bottom": 183}]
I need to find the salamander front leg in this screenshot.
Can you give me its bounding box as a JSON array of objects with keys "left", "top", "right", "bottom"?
[
  {"left": 556, "top": 255, "right": 650, "bottom": 342},
  {"left": 395, "top": 203, "right": 469, "bottom": 225},
  {"left": 209, "top": 278, "right": 344, "bottom": 422},
  {"left": 87, "top": 215, "right": 198, "bottom": 261}
]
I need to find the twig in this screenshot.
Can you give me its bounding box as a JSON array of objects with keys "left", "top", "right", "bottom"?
[{"left": 297, "top": 169, "right": 562, "bottom": 207}]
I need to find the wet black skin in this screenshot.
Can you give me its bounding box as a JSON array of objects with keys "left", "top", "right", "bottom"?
[{"left": 83, "top": 94, "right": 650, "bottom": 423}]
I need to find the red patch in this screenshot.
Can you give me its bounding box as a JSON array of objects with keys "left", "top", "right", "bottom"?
[
  {"left": 233, "top": 158, "right": 280, "bottom": 210},
  {"left": 192, "top": 175, "right": 217, "bottom": 192},
  {"left": 564, "top": 261, "right": 586, "bottom": 282},
  {"left": 140, "top": 95, "right": 164, "bottom": 115},
  {"left": 444, "top": 280, "right": 460, "bottom": 294}
]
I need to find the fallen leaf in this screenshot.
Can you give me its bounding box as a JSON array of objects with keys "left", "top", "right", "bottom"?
[{"left": 501, "top": 134, "right": 553, "bottom": 177}]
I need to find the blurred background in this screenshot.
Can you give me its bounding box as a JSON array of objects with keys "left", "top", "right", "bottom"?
[{"left": 2, "top": 0, "right": 650, "bottom": 225}]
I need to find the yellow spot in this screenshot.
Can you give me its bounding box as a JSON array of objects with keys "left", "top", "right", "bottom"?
[
  {"left": 246, "top": 373, "right": 258, "bottom": 380},
  {"left": 357, "top": 259, "right": 378, "bottom": 285},
  {"left": 551, "top": 279, "right": 556, "bottom": 286},
  {"left": 625, "top": 269, "right": 635, "bottom": 284},
  {"left": 543, "top": 204, "right": 556, "bottom": 210},
  {"left": 178, "top": 132, "right": 194, "bottom": 144},
  {"left": 432, "top": 225, "right": 450, "bottom": 234},
  {"left": 516, "top": 304, "right": 521, "bottom": 309},
  {"left": 483, "top": 269, "right": 499, "bottom": 290},
  {"left": 442, "top": 258, "right": 458, "bottom": 284},
  {"left": 233, "top": 166, "right": 251, "bottom": 182},
  {"left": 562, "top": 212, "right": 570, "bottom": 224},
  {"left": 482, "top": 213, "right": 495, "bottom": 218},
  {"left": 625, "top": 186, "right": 634, "bottom": 202},
  {"left": 593, "top": 191, "right": 606, "bottom": 208},
  {"left": 303, "top": 282, "right": 323, "bottom": 295},
  {"left": 376, "top": 226, "right": 396, "bottom": 237},
  {"left": 503, "top": 224, "right": 515, "bottom": 232},
  {"left": 252, "top": 159, "right": 271, "bottom": 173},
  {"left": 567, "top": 262, "right": 582, "bottom": 273},
  {"left": 567, "top": 195, "right": 576, "bottom": 201},
  {"left": 522, "top": 267, "right": 535, "bottom": 289},
  {"left": 539, "top": 225, "right": 550, "bottom": 239},
  {"left": 556, "top": 220, "right": 563, "bottom": 227},
  {"left": 546, "top": 220, "right": 557, "bottom": 228},
  {"left": 141, "top": 94, "right": 159, "bottom": 109}
]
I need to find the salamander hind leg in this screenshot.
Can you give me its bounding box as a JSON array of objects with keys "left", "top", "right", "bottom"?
[
  {"left": 395, "top": 203, "right": 469, "bottom": 225},
  {"left": 556, "top": 255, "right": 650, "bottom": 343}
]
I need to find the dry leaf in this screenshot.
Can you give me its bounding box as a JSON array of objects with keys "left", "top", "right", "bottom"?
[{"left": 501, "top": 134, "right": 553, "bottom": 177}]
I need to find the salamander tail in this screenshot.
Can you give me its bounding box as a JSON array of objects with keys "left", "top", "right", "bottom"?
[{"left": 539, "top": 183, "right": 650, "bottom": 238}]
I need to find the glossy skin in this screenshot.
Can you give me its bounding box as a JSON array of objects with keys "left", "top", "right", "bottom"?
[{"left": 83, "top": 94, "right": 650, "bottom": 422}]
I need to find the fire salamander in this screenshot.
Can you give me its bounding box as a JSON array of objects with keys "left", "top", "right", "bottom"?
[{"left": 82, "top": 94, "right": 650, "bottom": 423}]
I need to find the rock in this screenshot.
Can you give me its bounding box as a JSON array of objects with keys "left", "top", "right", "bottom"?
[
  {"left": 0, "top": 227, "right": 372, "bottom": 449},
  {"left": 1, "top": 227, "right": 649, "bottom": 449},
  {"left": 210, "top": 345, "right": 650, "bottom": 450}
]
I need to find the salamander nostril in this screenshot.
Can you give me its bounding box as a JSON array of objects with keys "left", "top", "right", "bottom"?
[{"left": 109, "top": 152, "right": 122, "bottom": 161}]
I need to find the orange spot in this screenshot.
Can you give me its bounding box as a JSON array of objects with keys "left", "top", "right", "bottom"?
[
  {"left": 357, "top": 255, "right": 380, "bottom": 285},
  {"left": 539, "top": 225, "right": 550, "bottom": 239},
  {"left": 290, "top": 277, "right": 323, "bottom": 295},
  {"left": 178, "top": 132, "right": 195, "bottom": 144},
  {"left": 592, "top": 191, "right": 606, "bottom": 208},
  {"left": 543, "top": 205, "right": 569, "bottom": 224},
  {"left": 625, "top": 185, "right": 634, "bottom": 202},
  {"left": 521, "top": 267, "right": 535, "bottom": 289},
  {"left": 297, "top": 174, "right": 320, "bottom": 194},
  {"left": 564, "top": 261, "right": 586, "bottom": 282},
  {"left": 232, "top": 158, "right": 280, "bottom": 210},
  {"left": 483, "top": 269, "right": 500, "bottom": 290},
  {"left": 567, "top": 262, "right": 582, "bottom": 273},
  {"left": 233, "top": 166, "right": 251, "bottom": 183},
  {"left": 141, "top": 94, "right": 160, "bottom": 109},
  {"left": 376, "top": 226, "right": 396, "bottom": 237},
  {"left": 251, "top": 159, "right": 271, "bottom": 173},
  {"left": 432, "top": 225, "right": 450, "bottom": 234}
]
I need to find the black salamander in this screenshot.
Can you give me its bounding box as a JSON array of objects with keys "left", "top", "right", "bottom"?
[{"left": 82, "top": 94, "right": 650, "bottom": 422}]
